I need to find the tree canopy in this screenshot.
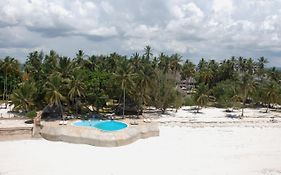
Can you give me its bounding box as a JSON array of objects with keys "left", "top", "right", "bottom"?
[{"left": 0, "top": 48, "right": 280, "bottom": 116}]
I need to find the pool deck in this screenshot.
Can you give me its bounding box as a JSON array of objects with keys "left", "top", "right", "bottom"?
[{"left": 39, "top": 119, "right": 159, "bottom": 147}]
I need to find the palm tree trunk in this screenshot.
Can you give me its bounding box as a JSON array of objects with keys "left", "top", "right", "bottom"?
[
  {"left": 4, "top": 68, "right": 7, "bottom": 108},
  {"left": 2, "top": 79, "right": 5, "bottom": 101},
  {"left": 59, "top": 101, "right": 64, "bottom": 120},
  {"left": 123, "top": 87, "right": 125, "bottom": 118},
  {"left": 75, "top": 98, "right": 78, "bottom": 114},
  {"left": 241, "top": 91, "right": 247, "bottom": 117},
  {"left": 241, "top": 100, "right": 245, "bottom": 117},
  {"left": 266, "top": 103, "right": 270, "bottom": 113},
  {"left": 3, "top": 68, "right": 7, "bottom": 101}
]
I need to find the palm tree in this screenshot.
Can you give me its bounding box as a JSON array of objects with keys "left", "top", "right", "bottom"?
[
  {"left": 57, "top": 56, "right": 74, "bottom": 79},
  {"left": 181, "top": 60, "right": 196, "bottom": 80},
  {"left": 106, "top": 52, "right": 120, "bottom": 72},
  {"left": 131, "top": 52, "right": 142, "bottom": 71},
  {"left": 198, "top": 58, "right": 207, "bottom": 71},
  {"left": 10, "top": 81, "right": 37, "bottom": 112},
  {"left": 196, "top": 94, "right": 209, "bottom": 113},
  {"left": 264, "top": 81, "right": 281, "bottom": 113},
  {"left": 240, "top": 73, "right": 256, "bottom": 117},
  {"left": 246, "top": 58, "right": 255, "bottom": 75},
  {"left": 43, "top": 50, "right": 59, "bottom": 75},
  {"left": 134, "top": 63, "right": 156, "bottom": 108},
  {"left": 115, "top": 60, "right": 135, "bottom": 117},
  {"left": 68, "top": 70, "right": 86, "bottom": 114},
  {"left": 1, "top": 56, "right": 20, "bottom": 102},
  {"left": 238, "top": 57, "right": 247, "bottom": 73},
  {"left": 74, "top": 50, "right": 88, "bottom": 67},
  {"left": 25, "top": 51, "right": 44, "bottom": 81},
  {"left": 84, "top": 55, "right": 97, "bottom": 71},
  {"left": 194, "top": 83, "right": 209, "bottom": 113},
  {"left": 44, "top": 73, "right": 66, "bottom": 117},
  {"left": 170, "top": 53, "right": 182, "bottom": 76},
  {"left": 257, "top": 57, "right": 268, "bottom": 78},
  {"left": 143, "top": 45, "right": 153, "bottom": 62},
  {"left": 268, "top": 67, "right": 280, "bottom": 82},
  {"left": 158, "top": 53, "right": 170, "bottom": 74},
  {"left": 202, "top": 68, "right": 214, "bottom": 86},
  {"left": 218, "top": 58, "right": 237, "bottom": 81}
]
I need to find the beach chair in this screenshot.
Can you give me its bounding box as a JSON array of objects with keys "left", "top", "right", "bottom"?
[
  {"left": 130, "top": 121, "right": 139, "bottom": 125},
  {"left": 143, "top": 118, "right": 152, "bottom": 123},
  {"left": 226, "top": 113, "right": 241, "bottom": 119},
  {"left": 225, "top": 108, "right": 234, "bottom": 112}
]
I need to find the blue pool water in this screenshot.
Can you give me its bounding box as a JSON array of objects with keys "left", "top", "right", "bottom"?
[{"left": 73, "top": 120, "right": 127, "bottom": 131}]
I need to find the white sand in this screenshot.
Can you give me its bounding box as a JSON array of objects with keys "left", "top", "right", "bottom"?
[
  {"left": 154, "top": 107, "right": 281, "bottom": 125},
  {"left": 0, "top": 120, "right": 33, "bottom": 128},
  {"left": 1, "top": 126, "right": 281, "bottom": 175}
]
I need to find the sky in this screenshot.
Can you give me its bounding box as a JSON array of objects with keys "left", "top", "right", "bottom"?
[{"left": 0, "top": 0, "right": 281, "bottom": 66}]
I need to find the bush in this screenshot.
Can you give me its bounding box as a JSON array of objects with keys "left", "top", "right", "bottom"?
[
  {"left": 184, "top": 96, "right": 196, "bottom": 106},
  {"left": 26, "top": 111, "right": 37, "bottom": 119}
]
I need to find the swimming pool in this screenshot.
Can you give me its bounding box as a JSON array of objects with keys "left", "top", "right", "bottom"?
[{"left": 73, "top": 120, "right": 128, "bottom": 131}]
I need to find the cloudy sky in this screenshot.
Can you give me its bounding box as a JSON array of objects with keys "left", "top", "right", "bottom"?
[{"left": 0, "top": 0, "right": 281, "bottom": 66}]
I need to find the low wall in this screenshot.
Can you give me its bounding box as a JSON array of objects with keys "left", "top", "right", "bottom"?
[
  {"left": 40, "top": 122, "right": 159, "bottom": 147},
  {"left": 0, "top": 127, "right": 33, "bottom": 136}
]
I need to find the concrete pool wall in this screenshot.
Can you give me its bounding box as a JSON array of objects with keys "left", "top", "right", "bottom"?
[{"left": 40, "top": 121, "right": 159, "bottom": 147}]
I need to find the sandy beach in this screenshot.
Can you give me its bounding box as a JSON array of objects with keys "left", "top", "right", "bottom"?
[
  {"left": 1, "top": 126, "right": 281, "bottom": 175},
  {"left": 1, "top": 107, "right": 281, "bottom": 175}
]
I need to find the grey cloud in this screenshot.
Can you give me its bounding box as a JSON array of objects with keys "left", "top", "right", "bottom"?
[
  {"left": 0, "top": 27, "right": 38, "bottom": 49},
  {"left": 0, "top": 0, "right": 280, "bottom": 66}
]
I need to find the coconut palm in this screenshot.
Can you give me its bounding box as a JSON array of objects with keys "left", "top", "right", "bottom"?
[
  {"left": 10, "top": 81, "right": 37, "bottom": 112},
  {"left": 84, "top": 55, "right": 97, "bottom": 71},
  {"left": 1, "top": 56, "right": 20, "bottom": 101},
  {"left": 68, "top": 70, "right": 86, "bottom": 114},
  {"left": 238, "top": 57, "right": 247, "bottom": 73},
  {"left": 181, "top": 60, "right": 196, "bottom": 80},
  {"left": 196, "top": 94, "right": 209, "bottom": 113},
  {"left": 268, "top": 67, "right": 280, "bottom": 82},
  {"left": 202, "top": 68, "right": 214, "bottom": 86},
  {"left": 240, "top": 73, "right": 256, "bottom": 117},
  {"left": 143, "top": 45, "right": 153, "bottom": 62},
  {"left": 158, "top": 53, "right": 170, "bottom": 74},
  {"left": 57, "top": 56, "right": 74, "bottom": 79},
  {"left": 264, "top": 81, "right": 281, "bottom": 113},
  {"left": 170, "top": 53, "right": 182, "bottom": 75},
  {"left": 134, "top": 63, "right": 156, "bottom": 107},
  {"left": 115, "top": 60, "right": 135, "bottom": 117},
  {"left": 25, "top": 51, "right": 44, "bottom": 81},
  {"left": 131, "top": 52, "right": 142, "bottom": 71},
  {"left": 74, "top": 50, "right": 87, "bottom": 67},
  {"left": 198, "top": 58, "right": 207, "bottom": 71},
  {"left": 43, "top": 50, "right": 59, "bottom": 75},
  {"left": 257, "top": 57, "right": 268, "bottom": 78},
  {"left": 106, "top": 52, "right": 120, "bottom": 72},
  {"left": 194, "top": 83, "right": 209, "bottom": 113},
  {"left": 44, "top": 72, "right": 66, "bottom": 117},
  {"left": 246, "top": 58, "right": 255, "bottom": 75}
]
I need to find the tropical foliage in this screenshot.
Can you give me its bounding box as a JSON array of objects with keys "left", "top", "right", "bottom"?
[{"left": 0, "top": 47, "right": 281, "bottom": 116}]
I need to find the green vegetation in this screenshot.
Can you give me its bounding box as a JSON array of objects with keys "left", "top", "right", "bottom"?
[
  {"left": 1, "top": 47, "right": 281, "bottom": 116},
  {"left": 26, "top": 111, "right": 37, "bottom": 119}
]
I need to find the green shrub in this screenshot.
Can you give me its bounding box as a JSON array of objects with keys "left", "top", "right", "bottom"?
[
  {"left": 26, "top": 111, "right": 37, "bottom": 119},
  {"left": 184, "top": 96, "right": 196, "bottom": 106}
]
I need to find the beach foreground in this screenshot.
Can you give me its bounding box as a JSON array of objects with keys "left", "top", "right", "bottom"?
[{"left": 1, "top": 126, "right": 281, "bottom": 175}]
